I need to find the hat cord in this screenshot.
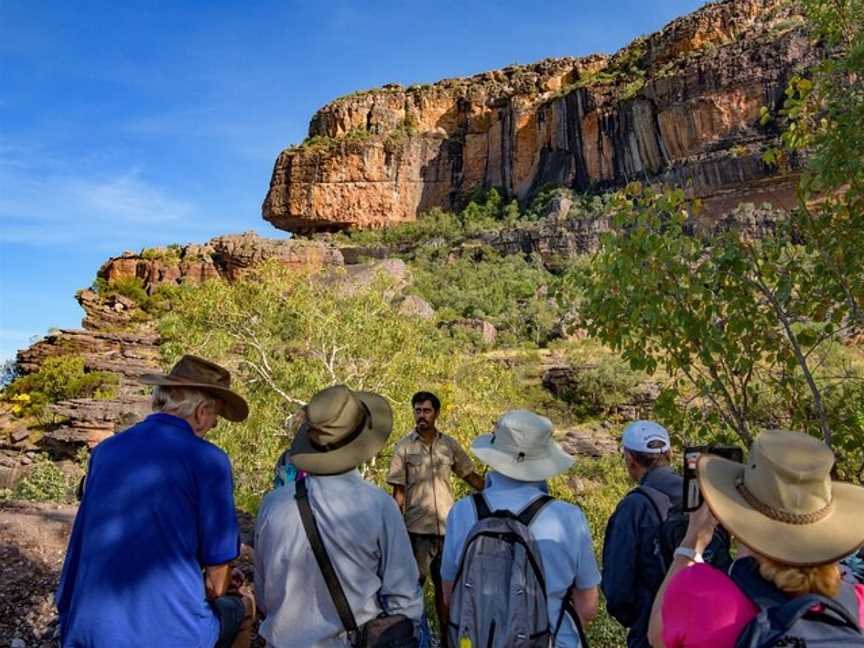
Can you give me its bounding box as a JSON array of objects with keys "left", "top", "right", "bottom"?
[
  {"left": 308, "top": 402, "right": 371, "bottom": 453},
  {"left": 734, "top": 474, "right": 834, "bottom": 525}
]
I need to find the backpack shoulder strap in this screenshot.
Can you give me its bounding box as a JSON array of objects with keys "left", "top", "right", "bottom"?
[
  {"left": 516, "top": 495, "right": 555, "bottom": 526},
  {"left": 631, "top": 486, "right": 669, "bottom": 523},
  {"left": 295, "top": 478, "right": 359, "bottom": 636},
  {"left": 553, "top": 583, "right": 591, "bottom": 648},
  {"left": 769, "top": 592, "right": 861, "bottom": 636},
  {"left": 472, "top": 492, "right": 492, "bottom": 520}
]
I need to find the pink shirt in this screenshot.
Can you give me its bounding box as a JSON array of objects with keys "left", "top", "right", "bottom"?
[{"left": 661, "top": 563, "right": 864, "bottom": 648}]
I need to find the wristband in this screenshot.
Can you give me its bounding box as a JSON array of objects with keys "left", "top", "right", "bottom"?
[{"left": 673, "top": 546, "right": 703, "bottom": 563}]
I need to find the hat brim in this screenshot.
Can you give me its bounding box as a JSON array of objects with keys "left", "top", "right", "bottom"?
[
  {"left": 699, "top": 454, "right": 864, "bottom": 566},
  {"left": 471, "top": 433, "right": 574, "bottom": 482},
  {"left": 140, "top": 374, "right": 249, "bottom": 422},
  {"left": 289, "top": 391, "right": 393, "bottom": 475}
]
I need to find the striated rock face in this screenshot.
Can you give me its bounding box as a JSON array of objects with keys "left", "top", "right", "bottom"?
[
  {"left": 16, "top": 329, "right": 160, "bottom": 382},
  {"left": 263, "top": 0, "right": 818, "bottom": 233}
]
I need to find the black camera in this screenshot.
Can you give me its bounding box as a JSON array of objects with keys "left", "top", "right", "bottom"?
[{"left": 682, "top": 444, "right": 743, "bottom": 512}]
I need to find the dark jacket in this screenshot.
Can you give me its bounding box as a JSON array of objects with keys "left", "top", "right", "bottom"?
[{"left": 601, "top": 466, "right": 682, "bottom": 648}]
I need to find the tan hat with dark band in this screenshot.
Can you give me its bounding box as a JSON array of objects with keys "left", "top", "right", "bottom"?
[
  {"left": 698, "top": 429, "right": 864, "bottom": 566},
  {"left": 140, "top": 355, "right": 249, "bottom": 422},
  {"left": 289, "top": 385, "right": 393, "bottom": 475}
]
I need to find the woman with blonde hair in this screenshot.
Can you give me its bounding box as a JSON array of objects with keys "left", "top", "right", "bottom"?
[{"left": 647, "top": 429, "right": 864, "bottom": 647}]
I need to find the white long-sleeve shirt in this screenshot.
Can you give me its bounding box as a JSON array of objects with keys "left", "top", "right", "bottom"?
[{"left": 254, "top": 470, "right": 423, "bottom": 647}]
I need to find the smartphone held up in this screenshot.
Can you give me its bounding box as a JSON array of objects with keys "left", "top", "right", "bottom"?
[{"left": 682, "top": 445, "right": 743, "bottom": 513}]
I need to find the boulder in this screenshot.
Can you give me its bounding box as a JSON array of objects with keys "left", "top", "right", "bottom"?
[{"left": 397, "top": 295, "right": 435, "bottom": 321}]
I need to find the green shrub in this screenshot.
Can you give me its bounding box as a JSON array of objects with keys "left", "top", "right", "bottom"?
[
  {"left": 2, "top": 354, "right": 119, "bottom": 419},
  {"left": 411, "top": 249, "right": 564, "bottom": 346},
  {"left": 14, "top": 454, "right": 77, "bottom": 502},
  {"left": 108, "top": 276, "right": 149, "bottom": 304},
  {"left": 559, "top": 360, "right": 646, "bottom": 417}
]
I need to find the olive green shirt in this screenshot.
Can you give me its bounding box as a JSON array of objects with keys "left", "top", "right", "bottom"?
[{"left": 386, "top": 430, "right": 475, "bottom": 535}]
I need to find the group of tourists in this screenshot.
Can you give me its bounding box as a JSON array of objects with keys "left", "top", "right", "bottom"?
[{"left": 54, "top": 354, "right": 864, "bottom": 647}]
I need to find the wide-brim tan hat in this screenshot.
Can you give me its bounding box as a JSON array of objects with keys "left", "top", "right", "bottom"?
[
  {"left": 140, "top": 355, "right": 249, "bottom": 422},
  {"left": 290, "top": 385, "right": 393, "bottom": 475},
  {"left": 472, "top": 410, "right": 574, "bottom": 482},
  {"left": 699, "top": 429, "right": 864, "bottom": 566}
]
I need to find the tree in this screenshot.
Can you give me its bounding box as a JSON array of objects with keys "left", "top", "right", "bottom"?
[{"left": 580, "top": 0, "right": 864, "bottom": 478}]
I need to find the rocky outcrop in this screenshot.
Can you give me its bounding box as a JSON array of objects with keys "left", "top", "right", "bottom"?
[
  {"left": 16, "top": 329, "right": 160, "bottom": 381},
  {"left": 94, "top": 233, "right": 344, "bottom": 307},
  {"left": 263, "top": 0, "right": 818, "bottom": 233},
  {"left": 3, "top": 236, "right": 397, "bottom": 460}
]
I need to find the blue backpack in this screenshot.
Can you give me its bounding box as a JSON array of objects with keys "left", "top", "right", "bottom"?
[{"left": 730, "top": 556, "right": 864, "bottom": 648}]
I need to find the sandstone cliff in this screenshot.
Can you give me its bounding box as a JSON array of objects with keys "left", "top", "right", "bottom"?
[{"left": 263, "top": 0, "right": 818, "bottom": 233}]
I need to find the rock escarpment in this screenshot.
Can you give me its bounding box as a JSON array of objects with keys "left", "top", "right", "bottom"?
[{"left": 264, "top": 0, "right": 818, "bottom": 233}]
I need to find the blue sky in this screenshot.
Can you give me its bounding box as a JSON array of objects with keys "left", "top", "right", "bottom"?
[{"left": 0, "top": 0, "right": 706, "bottom": 361}]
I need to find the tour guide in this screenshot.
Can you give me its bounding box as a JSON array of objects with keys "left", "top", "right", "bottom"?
[{"left": 386, "top": 391, "right": 485, "bottom": 639}]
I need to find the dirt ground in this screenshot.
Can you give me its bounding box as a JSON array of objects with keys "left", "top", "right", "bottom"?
[{"left": 0, "top": 501, "right": 74, "bottom": 647}]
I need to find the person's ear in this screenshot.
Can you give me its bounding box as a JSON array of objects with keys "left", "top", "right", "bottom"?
[{"left": 194, "top": 401, "right": 211, "bottom": 427}]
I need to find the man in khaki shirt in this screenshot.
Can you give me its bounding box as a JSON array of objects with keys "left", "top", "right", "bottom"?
[{"left": 387, "top": 391, "right": 484, "bottom": 643}]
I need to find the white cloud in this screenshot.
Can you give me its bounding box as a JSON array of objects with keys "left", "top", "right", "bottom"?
[{"left": 0, "top": 148, "right": 200, "bottom": 248}]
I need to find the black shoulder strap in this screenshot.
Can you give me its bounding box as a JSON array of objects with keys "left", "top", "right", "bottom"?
[
  {"left": 631, "top": 486, "right": 668, "bottom": 524},
  {"left": 553, "top": 583, "right": 590, "bottom": 648},
  {"left": 516, "top": 495, "right": 555, "bottom": 526},
  {"left": 295, "top": 478, "right": 359, "bottom": 636},
  {"left": 472, "top": 492, "right": 492, "bottom": 520}
]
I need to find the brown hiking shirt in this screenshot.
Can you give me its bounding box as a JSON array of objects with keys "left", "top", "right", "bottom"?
[{"left": 386, "top": 430, "right": 475, "bottom": 535}]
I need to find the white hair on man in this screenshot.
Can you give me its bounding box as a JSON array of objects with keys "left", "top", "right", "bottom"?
[{"left": 151, "top": 385, "right": 219, "bottom": 418}]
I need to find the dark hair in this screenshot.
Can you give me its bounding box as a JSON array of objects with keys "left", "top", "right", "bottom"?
[
  {"left": 411, "top": 391, "right": 441, "bottom": 413},
  {"left": 626, "top": 439, "right": 670, "bottom": 470}
]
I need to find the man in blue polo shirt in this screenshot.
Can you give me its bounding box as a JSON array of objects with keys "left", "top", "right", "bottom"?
[
  {"left": 442, "top": 410, "right": 600, "bottom": 647},
  {"left": 56, "top": 355, "right": 254, "bottom": 648}
]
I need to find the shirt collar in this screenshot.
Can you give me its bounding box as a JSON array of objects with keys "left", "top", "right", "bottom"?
[
  {"left": 308, "top": 469, "right": 363, "bottom": 483},
  {"left": 147, "top": 412, "right": 194, "bottom": 434},
  {"left": 410, "top": 428, "right": 440, "bottom": 443},
  {"left": 640, "top": 464, "right": 674, "bottom": 487},
  {"left": 485, "top": 470, "right": 549, "bottom": 494}
]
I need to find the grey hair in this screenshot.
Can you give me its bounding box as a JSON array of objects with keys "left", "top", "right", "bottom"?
[{"left": 151, "top": 386, "right": 218, "bottom": 419}]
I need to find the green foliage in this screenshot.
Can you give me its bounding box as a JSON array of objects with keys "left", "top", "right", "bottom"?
[
  {"left": 411, "top": 248, "right": 563, "bottom": 347},
  {"left": 105, "top": 276, "right": 148, "bottom": 304},
  {"left": 157, "top": 261, "right": 527, "bottom": 510},
  {"left": 579, "top": 1, "right": 864, "bottom": 473},
  {"left": 338, "top": 188, "right": 525, "bottom": 248},
  {"left": 554, "top": 342, "right": 648, "bottom": 418},
  {"left": 570, "top": 36, "right": 647, "bottom": 97},
  {"left": 93, "top": 276, "right": 179, "bottom": 319},
  {"left": 140, "top": 244, "right": 182, "bottom": 263},
  {"left": 2, "top": 355, "right": 119, "bottom": 420},
  {"left": 14, "top": 454, "right": 78, "bottom": 502},
  {"left": 579, "top": 183, "right": 859, "bottom": 451}
]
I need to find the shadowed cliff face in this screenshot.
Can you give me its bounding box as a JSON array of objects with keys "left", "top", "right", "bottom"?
[{"left": 263, "top": 0, "right": 819, "bottom": 233}]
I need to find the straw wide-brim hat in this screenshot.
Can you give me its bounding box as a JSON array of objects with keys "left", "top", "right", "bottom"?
[
  {"left": 472, "top": 410, "right": 574, "bottom": 482},
  {"left": 699, "top": 429, "right": 864, "bottom": 567},
  {"left": 289, "top": 385, "right": 393, "bottom": 475},
  {"left": 140, "top": 355, "right": 249, "bottom": 422}
]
